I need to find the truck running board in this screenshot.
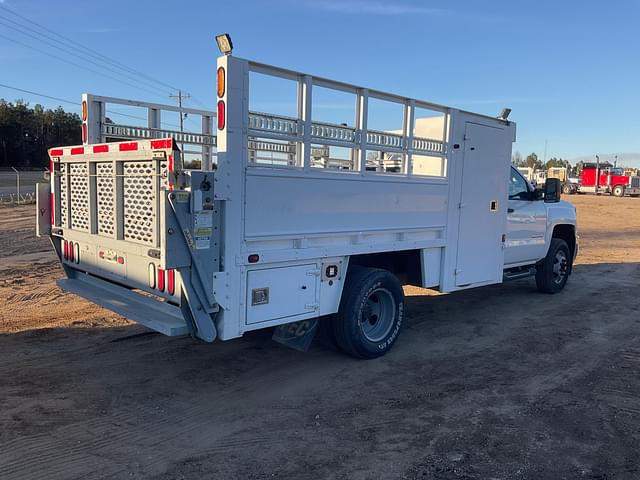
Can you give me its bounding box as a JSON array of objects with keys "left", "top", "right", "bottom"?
[
  {"left": 503, "top": 266, "right": 536, "bottom": 282},
  {"left": 58, "top": 276, "right": 189, "bottom": 337}
]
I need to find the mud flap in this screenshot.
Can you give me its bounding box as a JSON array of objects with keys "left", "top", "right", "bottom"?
[{"left": 272, "top": 319, "right": 319, "bottom": 352}]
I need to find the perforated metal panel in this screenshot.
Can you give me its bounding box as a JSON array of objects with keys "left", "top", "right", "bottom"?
[
  {"left": 123, "top": 161, "right": 156, "bottom": 246},
  {"left": 96, "top": 162, "right": 115, "bottom": 237},
  {"left": 69, "top": 163, "right": 89, "bottom": 232}
]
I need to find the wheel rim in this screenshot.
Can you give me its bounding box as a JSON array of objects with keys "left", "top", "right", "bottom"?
[
  {"left": 552, "top": 250, "right": 568, "bottom": 284},
  {"left": 359, "top": 287, "right": 396, "bottom": 342}
]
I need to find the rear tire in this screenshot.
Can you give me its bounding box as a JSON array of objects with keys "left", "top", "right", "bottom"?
[
  {"left": 612, "top": 185, "right": 625, "bottom": 197},
  {"left": 535, "top": 238, "right": 571, "bottom": 294},
  {"left": 562, "top": 183, "right": 572, "bottom": 194},
  {"left": 332, "top": 267, "right": 404, "bottom": 359}
]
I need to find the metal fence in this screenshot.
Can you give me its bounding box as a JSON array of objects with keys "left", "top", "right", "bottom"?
[{"left": 0, "top": 168, "right": 47, "bottom": 205}]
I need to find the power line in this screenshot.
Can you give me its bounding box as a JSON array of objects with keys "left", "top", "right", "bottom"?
[
  {"left": 0, "top": 15, "right": 170, "bottom": 97},
  {"left": 0, "top": 4, "right": 180, "bottom": 93},
  {"left": 0, "top": 32, "right": 170, "bottom": 101},
  {"left": 0, "top": 82, "right": 77, "bottom": 105},
  {"left": 0, "top": 83, "right": 182, "bottom": 130}
]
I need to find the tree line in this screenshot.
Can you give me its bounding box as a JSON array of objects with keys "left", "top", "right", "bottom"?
[
  {"left": 0, "top": 100, "right": 81, "bottom": 169},
  {"left": 511, "top": 151, "right": 575, "bottom": 172}
]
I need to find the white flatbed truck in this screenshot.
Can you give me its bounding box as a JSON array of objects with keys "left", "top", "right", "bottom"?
[{"left": 36, "top": 51, "right": 578, "bottom": 358}]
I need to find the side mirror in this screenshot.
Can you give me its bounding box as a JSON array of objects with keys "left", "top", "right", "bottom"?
[{"left": 544, "top": 178, "right": 562, "bottom": 203}]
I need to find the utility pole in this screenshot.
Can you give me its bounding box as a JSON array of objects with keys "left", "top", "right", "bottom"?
[{"left": 169, "top": 90, "right": 190, "bottom": 155}]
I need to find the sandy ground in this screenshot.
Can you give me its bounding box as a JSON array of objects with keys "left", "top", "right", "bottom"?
[{"left": 0, "top": 195, "right": 639, "bottom": 479}]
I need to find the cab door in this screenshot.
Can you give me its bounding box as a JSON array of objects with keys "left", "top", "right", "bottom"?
[{"left": 504, "top": 167, "right": 547, "bottom": 266}]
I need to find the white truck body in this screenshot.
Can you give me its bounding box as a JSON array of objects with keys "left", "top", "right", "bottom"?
[{"left": 36, "top": 54, "right": 577, "bottom": 356}]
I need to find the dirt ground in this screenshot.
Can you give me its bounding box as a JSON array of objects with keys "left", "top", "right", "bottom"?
[{"left": 0, "top": 194, "right": 639, "bottom": 480}]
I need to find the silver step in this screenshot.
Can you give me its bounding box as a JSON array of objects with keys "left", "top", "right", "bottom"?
[{"left": 58, "top": 275, "right": 189, "bottom": 337}]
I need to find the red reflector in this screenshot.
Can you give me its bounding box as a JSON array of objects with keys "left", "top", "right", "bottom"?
[
  {"left": 217, "top": 100, "right": 225, "bottom": 130},
  {"left": 50, "top": 149, "right": 63, "bottom": 157},
  {"left": 167, "top": 269, "right": 175, "bottom": 295},
  {"left": 151, "top": 139, "right": 173, "bottom": 149},
  {"left": 157, "top": 268, "right": 165, "bottom": 292},
  {"left": 63, "top": 240, "right": 69, "bottom": 260},
  {"left": 70, "top": 147, "right": 84, "bottom": 155},
  {"left": 82, "top": 123, "right": 87, "bottom": 143},
  {"left": 68, "top": 241, "right": 74, "bottom": 262},
  {"left": 93, "top": 144, "right": 109, "bottom": 153},
  {"left": 119, "top": 142, "right": 139, "bottom": 152},
  {"left": 117, "top": 256, "right": 125, "bottom": 265},
  {"left": 168, "top": 154, "right": 174, "bottom": 190},
  {"left": 248, "top": 254, "right": 260, "bottom": 263},
  {"left": 99, "top": 251, "right": 105, "bottom": 259},
  {"left": 50, "top": 192, "right": 55, "bottom": 225}
]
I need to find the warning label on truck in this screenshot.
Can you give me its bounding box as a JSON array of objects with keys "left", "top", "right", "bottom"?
[
  {"left": 193, "top": 227, "right": 212, "bottom": 250},
  {"left": 194, "top": 211, "right": 212, "bottom": 227},
  {"left": 192, "top": 211, "right": 213, "bottom": 249}
]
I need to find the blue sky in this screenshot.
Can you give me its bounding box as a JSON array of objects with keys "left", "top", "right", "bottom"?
[{"left": 1, "top": 0, "right": 639, "bottom": 166}]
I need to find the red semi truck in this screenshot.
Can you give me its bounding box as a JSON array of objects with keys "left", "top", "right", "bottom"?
[{"left": 578, "top": 162, "right": 640, "bottom": 197}]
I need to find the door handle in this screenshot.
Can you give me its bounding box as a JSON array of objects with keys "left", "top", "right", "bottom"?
[{"left": 507, "top": 208, "right": 514, "bottom": 213}]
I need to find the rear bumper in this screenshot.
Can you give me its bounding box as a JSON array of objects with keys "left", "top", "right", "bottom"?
[{"left": 58, "top": 273, "right": 189, "bottom": 337}]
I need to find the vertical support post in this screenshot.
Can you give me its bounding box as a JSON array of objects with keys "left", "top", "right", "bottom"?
[
  {"left": 202, "top": 115, "right": 213, "bottom": 170},
  {"left": 355, "top": 89, "right": 368, "bottom": 173},
  {"left": 441, "top": 110, "right": 450, "bottom": 177},
  {"left": 82, "top": 93, "right": 103, "bottom": 144},
  {"left": 11, "top": 167, "right": 20, "bottom": 200},
  {"left": 148, "top": 108, "right": 161, "bottom": 130},
  {"left": 214, "top": 54, "right": 249, "bottom": 340},
  {"left": 298, "top": 75, "right": 312, "bottom": 171},
  {"left": 404, "top": 99, "right": 415, "bottom": 176}
]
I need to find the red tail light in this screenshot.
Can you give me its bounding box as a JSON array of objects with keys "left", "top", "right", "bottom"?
[
  {"left": 167, "top": 269, "right": 175, "bottom": 295},
  {"left": 68, "top": 241, "right": 74, "bottom": 262},
  {"left": 157, "top": 268, "right": 165, "bottom": 292},
  {"left": 82, "top": 123, "right": 87, "bottom": 143},
  {"left": 63, "top": 240, "right": 69, "bottom": 260},
  {"left": 217, "top": 100, "right": 225, "bottom": 130}
]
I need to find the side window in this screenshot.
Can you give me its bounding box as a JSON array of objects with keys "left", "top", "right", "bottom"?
[{"left": 509, "top": 168, "right": 530, "bottom": 199}]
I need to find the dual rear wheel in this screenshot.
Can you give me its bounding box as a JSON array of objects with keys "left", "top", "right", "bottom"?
[{"left": 330, "top": 267, "right": 404, "bottom": 359}]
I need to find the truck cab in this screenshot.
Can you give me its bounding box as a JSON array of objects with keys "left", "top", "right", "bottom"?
[
  {"left": 505, "top": 166, "right": 578, "bottom": 292},
  {"left": 579, "top": 163, "right": 640, "bottom": 197}
]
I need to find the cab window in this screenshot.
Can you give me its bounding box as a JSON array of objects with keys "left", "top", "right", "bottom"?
[{"left": 509, "top": 167, "right": 530, "bottom": 199}]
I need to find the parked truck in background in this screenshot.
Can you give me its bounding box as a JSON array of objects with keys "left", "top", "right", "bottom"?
[
  {"left": 36, "top": 49, "right": 579, "bottom": 359},
  {"left": 578, "top": 162, "right": 640, "bottom": 197},
  {"left": 547, "top": 166, "right": 579, "bottom": 195}
]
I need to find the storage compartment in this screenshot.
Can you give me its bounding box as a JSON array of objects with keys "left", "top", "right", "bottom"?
[{"left": 246, "top": 264, "right": 318, "bottom": 325}]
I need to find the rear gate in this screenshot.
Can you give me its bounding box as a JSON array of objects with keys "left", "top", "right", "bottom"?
[{"left": 45, "top": 138, "right": 195, "bottom": 337}]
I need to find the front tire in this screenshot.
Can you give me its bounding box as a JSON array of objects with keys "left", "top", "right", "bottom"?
[
  {"left": 332, "top": 267, "right": 404, "bottom": 359},
  {"left": 562, "top": 183, "right": 572, "bottom": 195},
  {"left": 535, "top": 238, "right": 571, "bottom": 293},
  {"left": 612, "top": 185, "right": 625, "bottom": 197}
]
